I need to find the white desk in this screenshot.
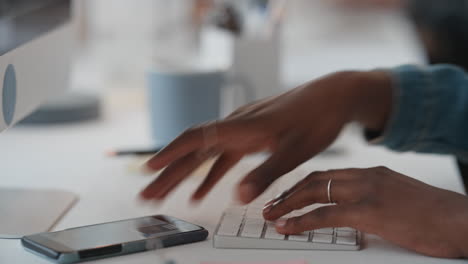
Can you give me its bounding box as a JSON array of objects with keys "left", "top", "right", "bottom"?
[
  {"left": 1, "top": 6, "right": 466, "bottom": 264},
  {"left": 0, "top": 102, "right": 466, "bottom": 264}
]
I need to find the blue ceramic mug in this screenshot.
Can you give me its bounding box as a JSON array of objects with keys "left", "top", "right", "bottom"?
[{"left": 147, "top": 69, "right": 253, "bottom": 146}]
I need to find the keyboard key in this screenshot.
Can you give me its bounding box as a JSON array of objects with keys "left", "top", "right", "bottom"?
[
  {"left": 336, "top": 234, "right": 357, "bottom": 245},
  {"left": 246, "top": 207, "right": 264, "bottom": 219},
  {"left": 336, "top": 227, "right": 356, "bottom": 232},
  {"left": 241, "top": 218, "right": 265, "bottom": 238},
  {"left": 282, "top": 212, "right": 293, "bottom": 219},
  {"left": 304, "top": 204, "right": 326, "bottom": 212},
  {"left": 217, "top": 224, "right": 240, "bottom": 236},
  {"left": 296, "top": 208, "right": 310, "bottom": 214},
  {"left": 291, "top": 209, "right": 311, "bottom": 217},
  {"left": 336, "top": 230, "right": 356, "bottom": 237},
  {"left": 313, "top": 228, "right": 334, "bottom": 235},
  {"left": 222, "top": 214, "right": 243, "bottom": 224},
  {"left": 214, "top": 204, "right": 361, "bottom": 250},
  {"left": 311, "top": 233, "right": 334, "bottom": 244},
  {"left": 264, "top": 222, "right": 285, "bottom": 240},
  {"left": 246, "top": 212, "right": 264, "bottom": 219},
  {"left": 288, "top": 232, "right": 310, "bottom": 242},
  {"left": 248, "top": 203, "right": 265, "bottom": 210},
  {"left": 225, "top": 207, "right": 246, "bottom": 216},
  {"left": 217, "top": 215, "right": 243, "bottom": 236}
]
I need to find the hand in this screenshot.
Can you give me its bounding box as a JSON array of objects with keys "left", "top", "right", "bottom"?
[
  {"left": 141, "top": 71, "right": 392, "bottom": 204},
  {"left": 263, "top": 166, "right": 468, "bottom": 258}
]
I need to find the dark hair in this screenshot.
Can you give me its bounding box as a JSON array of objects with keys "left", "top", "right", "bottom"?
[
  {"left": 407, "top": 0, "right": 468, "bottom": 187},
  {"left": 408, "top": 0, "right": 468, "bottom": 70}
]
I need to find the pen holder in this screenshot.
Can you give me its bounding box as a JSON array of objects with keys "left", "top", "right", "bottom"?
[{"left": 229, "top": 22, "right": 283, "bottom": 109}]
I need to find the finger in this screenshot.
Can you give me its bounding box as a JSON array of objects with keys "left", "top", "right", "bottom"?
[
  {"left": 146, "top": 121, "right": 239, "bottom": 171},
  {"left": 264, "top": 171, "right": 323, "bottom": 207},
  {"left": 237, "top": 134, "right": 314, "bottom": 204},
  {"left": 238, "top": 148, "right": 311, "bottom": 204},
  {"left": 191, "top": 152, "right": 244, "bottom": 201},
  {"left": 275, "top": 204, "right": 360, "bottom": 235},
  {"left": 263, "top": 179, "right": 358, "bottom": 220},
  {"left": 264, "top": 168, "right": 365, "bottom": 207},
  {"left": 140, "top": 151, "right": 209, "bottom": 200}
]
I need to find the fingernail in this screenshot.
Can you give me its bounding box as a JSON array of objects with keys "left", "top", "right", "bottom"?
[
  {"left": 264, "top": 199, "right": 277, "bottom": 208},
  {"left": 139, "top": 190, "right": 150, "bottom": 200},
  {"left": 265, "top": 191, "right": 288, "bottom": 206},
  {"left": 190, "top": 191, "right": 203, "bottom": 203},
  {"left": 275, "top": 191, "right": 287, "bottom": 200},
  {"left": 190, "top": 195, "right": 201, "bottom": 202},
  {"left": 265, "top": 198, "right": 274, "bottom": 206},
  {"left": 140, "top": 164, "right": 155, "bottom": 175},
  {"left": 238, "top": 183, "right": 256, "bottom": 204},
  {"left": 275, "top": 219, "right": 287, "bottom": 228},
  {"left": 265, "top": 199, "right": 279, "bottom": 207},
  {"left": 272, "top": 198, "right": 283, "bottom": 207},
  {"left": 263, "top": 203, "right": 273, "bottom": 213}
]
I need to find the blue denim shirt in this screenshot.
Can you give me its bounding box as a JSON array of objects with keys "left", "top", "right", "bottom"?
[{"left": 370, "top": 64, "right": 468, "bottom": 162}]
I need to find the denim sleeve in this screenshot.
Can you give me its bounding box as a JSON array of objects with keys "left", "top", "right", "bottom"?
[{"left": 368, "top": 64, "right": 468, "bottom": 162}]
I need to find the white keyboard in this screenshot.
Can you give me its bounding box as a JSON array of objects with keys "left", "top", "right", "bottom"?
[{"left": 214, "top": 198, "right": 361, "bottom": 251}]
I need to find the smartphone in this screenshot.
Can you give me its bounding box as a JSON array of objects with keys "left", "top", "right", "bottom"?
[{"left": 21, "top": 215, "right": 208, "bottom": 264}]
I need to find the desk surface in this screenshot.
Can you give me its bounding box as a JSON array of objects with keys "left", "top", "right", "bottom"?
[
  {"left": 0, "top": 106, "right": 466, "bottom": 264},
  {"left": 1, "top": 6, "right": 466, "bottom": 264}
]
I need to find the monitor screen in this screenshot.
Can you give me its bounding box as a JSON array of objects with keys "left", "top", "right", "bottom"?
[{"left": 0, "top": 0, "right": 71, "bottom": 55}]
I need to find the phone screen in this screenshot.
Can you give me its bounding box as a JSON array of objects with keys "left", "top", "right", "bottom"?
[{"left": 26, "top": 216, "right": 202, "bottom": 251}]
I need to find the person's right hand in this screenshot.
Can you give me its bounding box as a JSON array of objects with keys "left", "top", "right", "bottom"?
[
  {"left": 140, "top": 70, "right": 393, "bottom": 204},
  {"left": 262, "top": 166, "right": 468, "bottom": 258}
]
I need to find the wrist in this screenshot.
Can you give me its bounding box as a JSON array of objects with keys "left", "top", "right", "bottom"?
[
  {"left": 298, "top": 70, "right": 394, "bottom": 130},
  {"left": 345, "top": 70, "right": 394, "bottom": 131}
]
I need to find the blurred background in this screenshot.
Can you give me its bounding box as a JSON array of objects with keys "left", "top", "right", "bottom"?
[
  {"left": 9, "top": 0, "right": 468, "bottom": 160},
  {"left": 71, "top": 0, "right": 424, "bottom": 104}
]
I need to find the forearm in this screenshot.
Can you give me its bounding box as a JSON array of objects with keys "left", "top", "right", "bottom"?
[{"left": 338, "top": 65, "right": 468, "bottom": 161}]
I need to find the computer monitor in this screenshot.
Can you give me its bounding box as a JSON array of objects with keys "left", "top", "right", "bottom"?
[{"left": 0, "top": 0, "right": 77, "bottom": 237}]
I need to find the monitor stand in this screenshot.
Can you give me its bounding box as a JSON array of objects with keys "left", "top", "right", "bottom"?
[{"left": 0, "top": 188, "right": 77, "bottom": 238}]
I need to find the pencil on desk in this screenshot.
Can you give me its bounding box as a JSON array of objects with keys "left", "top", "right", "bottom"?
[{"left": 107, "top": 147, "right": 163, "bottom": 157}]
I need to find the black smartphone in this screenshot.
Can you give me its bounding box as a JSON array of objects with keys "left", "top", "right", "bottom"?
[{"left": 21, "top": 215, "right": 208, "bottom": 264}]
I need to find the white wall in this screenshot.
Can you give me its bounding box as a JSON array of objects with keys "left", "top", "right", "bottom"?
[{"left": 75, "top": 0, "right": 202, "bottom": 90}]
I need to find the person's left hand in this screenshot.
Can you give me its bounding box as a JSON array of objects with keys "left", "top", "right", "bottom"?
[{"left": 262, "top": 166, "right": 468, "bottom": 258}]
